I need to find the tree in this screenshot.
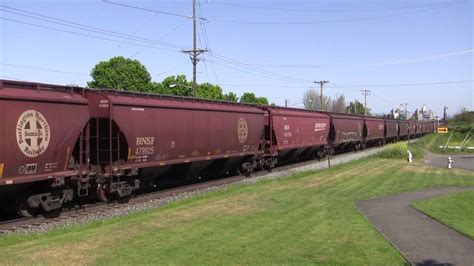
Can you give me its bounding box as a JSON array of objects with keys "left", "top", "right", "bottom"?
[
  {"left": 303, "top": 89, "right": 331, "bottom": 111},
  {"left": 330, "top": 94, "right": 347, "bottom": 113},
  {"left": 149, "top": 82, "right": 170, "bottom": 95},
  {"left": 239, "top": 92, "right": 269, "bottom": 105},
  {"left": 346, "top": 100, "right": 366, "bottom": 115},
  {"left": 196, "top": 82, "right": 225, "bottom": 100},
  {"left": 88, "top": 56, "right": 152, "bottom": 91},
  {"left": 160, "top": 75, "right": 192, "bottom": 96},
  {"left": 223, "top": 92, "right": 238, "bottom": 102}
]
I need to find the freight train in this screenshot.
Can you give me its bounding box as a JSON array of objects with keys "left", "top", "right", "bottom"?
[{"left": 0, "top": 80, "right": 436, "bottom": 217}]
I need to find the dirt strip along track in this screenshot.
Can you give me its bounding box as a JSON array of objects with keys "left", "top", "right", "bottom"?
[{"left": 0, "top": 144, "right": 387, "bottom": 235}]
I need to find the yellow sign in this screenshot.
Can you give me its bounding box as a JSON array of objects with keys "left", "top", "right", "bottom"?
[
  {"left": 437, "top": 127, "right": 448, "bottom": 134},
  {"left": 0, "top": 163, "right": 4, "bottom": 179}
]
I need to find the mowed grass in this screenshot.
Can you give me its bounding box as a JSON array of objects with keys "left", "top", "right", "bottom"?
[
  {"left": 423, "top": 132, "right": 474, "bottom": 154},
  {"left": 413, "top": 191, "right": 474, "bottom": 239},
  {"left": 0, "top": 156, "right": 473, "bottom": 264}
]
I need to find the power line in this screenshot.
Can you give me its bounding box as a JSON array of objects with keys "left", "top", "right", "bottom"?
[
  {"left": 329, "top": 80, "right": 474, "bottom": 88},
  {"left": 211, "top": 52, "right": 313, "bottom": 83},
  {"left": 210, "top": 2, "right": 461, "bottom": 25},
  {"left": 204, "top": 49, "right": 474, "bottom": 69},
  {"left": 212, "top": 60, "right": 301, "bottom": 82},
  {"left": 195, "top": 7, "right": 210, "bottom": 83},
  {"left": 0, "top": 17, "right": 181, "bottom": 52},
  {"left": 0, "top": 5, "right": 185, "bottom": 49},
  {"left": 129, "top": 21, "right": 187, "bottom": 58},
  {"left": 198, "top": 1, "right": 219, "bottom": 85},
  {"left": 207, "top": 1, "right": 457, "bottom": 13},
  {"left": 1, "top": 62, "right": 90, "bottom": 76},
  {"left": 219, "top": 79, "right": 474, "bottom": 88},
  {"left": 113, "top": 18, "right": 152, "bottom": 51},
  {"left": 102, "top": 0, "right": 192, "bottom": 19},
  {"left": 103, "top": 0, "right": 208, "bottom": 21}
]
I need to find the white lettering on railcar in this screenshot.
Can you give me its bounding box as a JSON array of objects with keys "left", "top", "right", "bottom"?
[
  {"left": 99, "top": 100, "right": 109, "bottom": 108},
  {"left": 314, "top": 123, "right": 327, "bottom": 132},
  {"left": 135, "top": 137, "right": 155, "bottom": 156},
  {"left": 136, "top": 137, "right": 155, "bottom": 146},
  {"left": 16, "top": 110, "right": 51, "bottom": 158}
]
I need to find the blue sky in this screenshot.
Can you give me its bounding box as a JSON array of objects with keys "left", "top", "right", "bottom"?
[{"left": 0, "top": 0, "right": 472, "bottom": 116}]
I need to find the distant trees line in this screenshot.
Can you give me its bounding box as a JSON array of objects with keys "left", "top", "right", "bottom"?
[
  {"left": 87, "top": 56, "right": 269, "bottom": 105},
  {"left": 302, "top": 89, "right": 370, "bottom": 115},
  {"left": 88, "top": 56, "right": 375, "bottom": 114}
]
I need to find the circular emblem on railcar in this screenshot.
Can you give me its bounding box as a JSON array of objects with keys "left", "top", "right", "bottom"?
[
  {"left": 16, "top": 110, "right": 51, "bottom": 158},
  {"left": 237, "top": 118, "right": 249, "bottom": 144}
]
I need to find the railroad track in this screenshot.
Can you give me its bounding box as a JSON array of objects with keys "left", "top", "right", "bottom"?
[{"left": 0, "top": 145, "right": 387, "bottom": 235}]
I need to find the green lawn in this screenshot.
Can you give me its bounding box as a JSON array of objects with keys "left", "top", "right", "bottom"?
[
  {"left": 0, "top": 156, "right": 473, "bottom": 265},
  {"left": 420, "top": 132, "right": 474, "bottom": 154},
  {"left": 413, "top": 191, "right": 474, "bottom": 239}
]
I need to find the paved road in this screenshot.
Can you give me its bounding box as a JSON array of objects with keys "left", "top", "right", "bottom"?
[
  {"left": 425, "top": 152, "right": 474, "bottom": 171},
  {"left": 356, "top": 187, "right": 474, "bottom": 266}
]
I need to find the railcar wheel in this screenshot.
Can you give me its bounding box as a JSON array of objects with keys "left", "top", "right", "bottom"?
[
  {"left": 237, "top": 165, "right": 251, "bottom": 177},
  {"left": 16, "top": 196, "right": 38, "bottom": 217}
]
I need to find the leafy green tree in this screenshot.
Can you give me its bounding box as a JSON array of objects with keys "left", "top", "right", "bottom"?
[
  {"left": 88, "top": 56, "right": 152, "bottom": 91},
  {"left": 149, "top": 82, "right": 170, "bottom": 95},
  {"left": 197, "top": 83, "right": 224, "bottom": 100},
  {"left": 346, "top": 100, "right": 366, "bottom": 115},
  {"left": 160, "top": 75, "right": 192, "bottom": 96},
  {"left": 223, "top": 92, "right": 239, "bottom": 102},
  {"left": 239, "top": 92, "right": 269, "bottom": 105}
]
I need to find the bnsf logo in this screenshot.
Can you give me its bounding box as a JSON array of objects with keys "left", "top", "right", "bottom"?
[
  {"left": 237, "top": 118, "right": 248, "bottom": 144},
  {"left": 314, "top": 123, "right": 327, "bottom": 132},
  {"left": 16, "top": 110, "right": 51, "bottom": 158}
]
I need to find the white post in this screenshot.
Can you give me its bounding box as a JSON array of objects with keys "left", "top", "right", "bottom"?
[
  {"left": 407, "top": 149, "right": 413, "bottom": 163},
  {"left": 447, "top": 157, "right": 454, "bottom": 169}
]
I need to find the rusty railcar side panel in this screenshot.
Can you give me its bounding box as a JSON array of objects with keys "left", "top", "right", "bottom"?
[
  {"left": 0, "top": 80, "right": 89, "bottom": 186},
  {"left": 264, "top": 107, "right": 330, "bottom": 151},
  {"left": 416, "top": 121, "right": 422, "bottom": 135},
  {"left": 421, "top": 122, "right": 429, "bottom": 134},
  {"left": 408, "top": 121, "right": 417, "bottom": 136},
  {"left": 398, "top": 121, "right": 409, "bottom": 137},
  {"left": 364, "top": 117, "right": 385, "bottom": 141},
  {"left": 86, "top": 90, "right": 266, "bottom": 174},
  {"left": 330, "top": 114, "right": 363, "bottom": 145},
  {"left": 385, "top": 119, "right": 399, "bottom": 139}
]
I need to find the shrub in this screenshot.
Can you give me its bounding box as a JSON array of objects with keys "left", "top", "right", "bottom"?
[{"left": 377, "top": 143, "right": 408, "bottom": 159}]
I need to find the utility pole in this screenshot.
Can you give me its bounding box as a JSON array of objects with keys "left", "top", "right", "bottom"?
[
  {"left": 443, "top": 106, "right": 448, "bottom": 120},
  {"left": 285, "top": 99, "right": 288, "bottom": 107},
  {"left": 360, "top": 89, "right": 371, "bottom": 115},
  {"left": 182, "top": 0, "right": 207, "bottom": 97},
  {"left": 314, "top": 80, "right": 329, "bottom": 111}
]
